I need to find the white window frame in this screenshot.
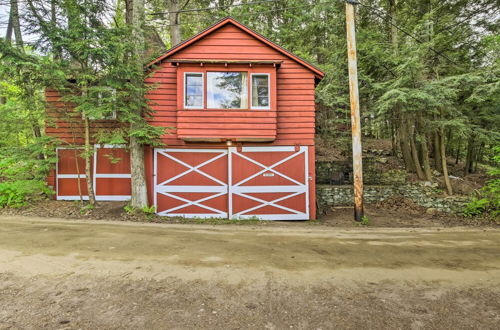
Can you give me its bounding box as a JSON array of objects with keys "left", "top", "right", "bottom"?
[
  {"left": 250, "top": 73, "right": 271, "bottom": 110},
  {"left": 184, "top": 72, "right": 204, "bottom": 109},
  {"left": 87, "top": 87, "right": 117, "bottom": 120}
]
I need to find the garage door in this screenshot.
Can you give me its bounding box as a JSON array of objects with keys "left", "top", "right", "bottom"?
[
  {"left": 154, "top": 149, "right": 229, "bottom": 218},
  {"left": 154, "top": 146, "right": 309, "bottom": 220},
  {"left": 56, "top": 148, "right": 89, "bottom": 200},
  {"left": 56, "top": 145, "right": 131, "bottom": 201}
]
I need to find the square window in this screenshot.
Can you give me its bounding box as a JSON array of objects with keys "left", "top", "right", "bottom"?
[{"left": 207, "top": 72, "right": 248, "bottom": 109}]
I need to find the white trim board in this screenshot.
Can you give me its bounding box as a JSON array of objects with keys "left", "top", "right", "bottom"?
[{"left": 153, "top": 146, "right": 310, "bottom": 220}]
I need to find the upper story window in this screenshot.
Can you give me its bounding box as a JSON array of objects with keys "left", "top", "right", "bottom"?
[
  {"left": 88, "top": 87, "right": 117, "bottom": 120},
  {"left": 184, "top": 73, "right": 204, "bottom": 108},
  {"left": 251, "top": 74, "right": 270, "bottom": 109},
  {"left": 182, "top": 69, "right": 272, "bottom": 110},
  {"left": 207, "top": 72, "right": 248, "bottom": 109}
]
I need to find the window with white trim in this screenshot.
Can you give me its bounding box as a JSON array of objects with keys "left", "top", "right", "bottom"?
[
  {"left": 251, "top": 74, "right": 270, "bottom": 109},
  {"left": 184, "top": 73, "right": 204, "bottom": 108},
  {"left": 89, "top": 87, "right": 117, "bottom": 120},
  {"left": 207, "top": 72, "right": 248, "bottom": 109},
  {"left": 182, "top": 71, "right": 272, "bottom": 110}
]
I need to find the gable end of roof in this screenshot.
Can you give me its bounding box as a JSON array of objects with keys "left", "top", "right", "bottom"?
[{"left": 147, "top": 17, "right": 325, "bottom": 79}]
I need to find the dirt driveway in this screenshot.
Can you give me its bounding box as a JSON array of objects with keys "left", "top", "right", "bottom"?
[{"left": 0, "top": 216, "right": 499, "bottom": 329}]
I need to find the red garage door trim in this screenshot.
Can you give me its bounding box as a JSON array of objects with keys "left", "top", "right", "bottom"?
[
  {"left": 154, "top": 149, "right": 229, "bottom": 218},
  {"left": 93, "top": 144, "right": 131, "bottom": 201},
  {"left": 229, "top": 146, "right": 309, "bottom": 220},
  {"left": 154, "top": 146, "right": 309, "bottom": 220},
  {"left": 56, "top": 147, "right": 89, "bottom": 201},
  {"left": 56, "top": 145, "right": 131, "bottom": 201}
]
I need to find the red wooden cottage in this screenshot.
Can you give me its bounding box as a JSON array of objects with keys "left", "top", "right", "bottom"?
[{"left": 46, "top": 17, "right": 324, "bottom": 220}]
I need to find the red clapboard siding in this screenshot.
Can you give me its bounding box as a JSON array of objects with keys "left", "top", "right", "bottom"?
[
  {"left": 44, "top": 89, "right": 123, "bottom": 144},
  {"left": 143, "top": 22, "right": 317, "bottom": 146}
]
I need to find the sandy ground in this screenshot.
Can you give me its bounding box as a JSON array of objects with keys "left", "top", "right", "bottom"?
[{"left": 0, "top": 216, "right": 499, "bottom": 329}]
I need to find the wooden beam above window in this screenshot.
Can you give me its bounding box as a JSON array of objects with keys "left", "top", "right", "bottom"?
[{"left": 168, "top": 59, "right": 282, "bottom": 68}]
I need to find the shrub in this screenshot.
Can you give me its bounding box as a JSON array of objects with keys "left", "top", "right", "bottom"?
[
  {"left": 464, "top": 146, "right": 500, "bottom": 220},
  {"left": 0, "top": 180, "right": 53, "bottom": 208}
]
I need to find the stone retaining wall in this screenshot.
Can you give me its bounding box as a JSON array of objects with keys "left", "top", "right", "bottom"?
[{"left": 317, "top": 184, "right": 469, "bottom": 214}]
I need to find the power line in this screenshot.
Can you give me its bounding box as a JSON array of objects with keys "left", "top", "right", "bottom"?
[
  {"left": 147, "top": 1, "right": 322, "bottom": 24},
  {"left": 357, "top": 1, "right": 459, "bottom": 65},
  {"left": 148, "top": 0, "right": 284, "bottom": 16}
]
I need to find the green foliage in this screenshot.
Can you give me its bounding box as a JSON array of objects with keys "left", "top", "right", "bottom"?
[
  {"left": 359, "top": 215, "right": 370, "bottom": 226},
  {"left": 0, "top": 180, "right": 53, "bottom": 208},
  {"left": 142, "top": 205, "right": 156, "bottom": 215},
  {"left": 464, "top": 146, "right": 500, "bottom": 219},
  {"left": 79, "top": 203, "right": 95, "bottom": 215},
  {"left": 124, "top": 204, "right": 156, "bottom": 219}
]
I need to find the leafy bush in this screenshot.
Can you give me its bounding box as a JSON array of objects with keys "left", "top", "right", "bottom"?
[
  {"left": 463, "top": 197, "right": 492, "bottom": 217},
  {"left": 0, "top": 139, "right": 56, "bottom": 181},
  {"left": 0, "top": 180, "right": 53, "bottom": 208},
  {"left": 464, "top": 146, "right": 500, "bottom": 220}
]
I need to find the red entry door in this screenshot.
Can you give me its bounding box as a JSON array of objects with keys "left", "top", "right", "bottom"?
[
  {"left": 229, "top": 146, "right": 309, "bottom": 220},
  {"left": 154, "top": 149, "right": 229, "bottom": 218}
]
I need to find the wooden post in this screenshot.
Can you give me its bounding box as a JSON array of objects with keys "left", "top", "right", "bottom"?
[{"left": 345, "top": 0, "right": 364, "bottom": 221}]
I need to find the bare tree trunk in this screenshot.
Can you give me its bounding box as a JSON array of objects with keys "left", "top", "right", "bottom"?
[
  {"left": 128, "top": 0, "right": 149, "bottom": 208},
  {"left": 83, "top": 114, "right": 96, "bottom": 205},
  {"left": 433, "top": 132, "right": 442, "bottom": 171},
  {"left": 5, "top": 4, "right": 13, "bottom": 43},
  {"left": 455, "top": 137, "right": 461, "bottom": 164},
  {"left": 390, "top": 121, "right": 398, "bottom": 156},
  {"left": 464, "top": 135, "right": 475, "bottom": 176},
  {"left": 167, "top": 0, "right": 182, "bottom": 46},
  {"left": 420, "top": 133, "right": 433, "bottom": 181},
  {"left": 130, "top": 131, "right": 148, "bottom": 208},
  {"left": 409, "top": 124, "right": 425, "bottom": 180},
  {"left": 11, "top": 0, "right": 23, "bottom": 48},
  {"left": 388, "top": 0, "right": 398, "bottom": 52},
  {"left": 399, "top": 119, "right": 416, "bottom": 172},
  {"left": 74, "top": 149, "right": 83, "bottom": 204},
  {"left": 439, "top": 130, "right": 453, "bottom": 195},
  {"left": 50, "top": 0, "right": 62, "bottom": 59}
]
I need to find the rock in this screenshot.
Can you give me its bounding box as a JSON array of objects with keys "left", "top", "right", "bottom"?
[
  {"left": 426, "top": 208, "right": 438, "bottom": 215},
  {"left": 422, "top": 181, "right": 437, "bottom": 187}
]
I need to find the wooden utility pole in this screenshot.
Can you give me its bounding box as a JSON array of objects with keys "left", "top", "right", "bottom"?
[{"left": 345, "top": 0, "right": 364, "bottom": 221}]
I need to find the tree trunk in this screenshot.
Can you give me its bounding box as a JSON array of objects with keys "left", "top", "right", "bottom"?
[
  {"left": 5, "top": 4, "right": 13, "bottom": 43},
  {"left": 455, "top": 137, "right": 461, "bottom": 164},
  {"left": 130, "top": 132, "right": 149, "bottom": 208},
  {"left": 433, "top": 132, "right": 442, "bottom": 171},
  {"left": 464, "top": 135, "right": 475, "bottom": 176},
  {"left": 388, "top": 0, "right": 398, "bottom": 53},
  {"left": 409, "top": 125, "right": 426, "bottom": 180},
  {"left": 50, "top": 0, "right": 62, "bottom": 59},
  {"left": 399, "top": 119, "right": 416, "bottom": 172},
  {"left": 127, "top": 0, "right": 149, "bottom": 208},
  {"left": 390, "top": 120, "right": 398, "bottom": 156},
  {"left": 83, "top": 114, "right": 96, "bottom": 205},
  {"left": 439, "top": 130, "right": 453, "bottom": 195},
  {"left": 10, "top": 0, "right": 23, "bottom": 48},
  {"left": 74, "top": 149, "right": 83, "bottom": 203},
  {"left": 420, "top": 133, "right": 432, "bottom": 181},
  {"left": 167, "top": 0, "right": 182, "bottom": 47}
]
